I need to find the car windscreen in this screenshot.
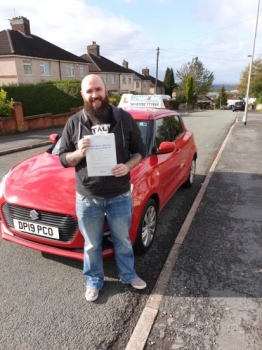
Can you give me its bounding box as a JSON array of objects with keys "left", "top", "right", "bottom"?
[{"left": 51, "top": 138, "right": 62, "bottom": 155}]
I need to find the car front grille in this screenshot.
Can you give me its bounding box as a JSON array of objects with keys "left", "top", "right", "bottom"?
[{"left": 2, "top": 203, "right": 78, "bottom": 242}]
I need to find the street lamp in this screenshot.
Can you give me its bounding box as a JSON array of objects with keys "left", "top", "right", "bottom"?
[
  {"left": 243, "top": 55, "right": 253, "bottom": 125},
  {"left": 243, "top": 0, "right": 260, "bottom": 125}
]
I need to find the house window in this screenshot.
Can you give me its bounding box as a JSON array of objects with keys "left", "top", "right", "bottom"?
[
  {"left": 23, "top": 60, "right": 32, "bottom": 75},
  {"left": 40, "top": 61, "right": 51, "bottom": 76},
  {"left": 128, "top": 77, "right": 131, "bottom": 84},
  {"left": 79, "top": 65, "right": 85, "bottom": 77},
  {"left": 66, "top": 64, "right": 75, "bottom": 77},
  {"left": 143, "top": 82, "right": 147, "bottom": 88},
  {"left": 110, "top": 75, "right": 115, "bottom": 84},
  {"left": 122, "top": 75, "right": 126, "bottom": 84},
  {"left": 102, "top": 75, "right": 107, "bottom": 84},
  {"left": 136, "top": 82, "right": 139, "bottom": 88}
]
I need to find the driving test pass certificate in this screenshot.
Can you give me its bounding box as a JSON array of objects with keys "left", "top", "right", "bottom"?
[{"left": 84, "top": 134, "right": 117, "bottom": 176}]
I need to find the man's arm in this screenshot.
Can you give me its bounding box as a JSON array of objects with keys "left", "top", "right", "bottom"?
[
  {"left": 125, "top": 153, "right": 142, "bottom": 171},
  {"left": 61, "top": 132, "right": 91, "bottom": 167},
  {"left": 111, "top": 153, "right": 142, "bottom": 177},
  {"left": 65, "top": 150, "right": 85, "bottom": 167}
]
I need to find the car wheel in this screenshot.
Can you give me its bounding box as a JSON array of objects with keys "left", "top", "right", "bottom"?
[
  {"left": 182, "top": 157, "right": 196, "bottom": 188},
  {"left": 134, "top": 198, "right": 157, "bottom": 254}
]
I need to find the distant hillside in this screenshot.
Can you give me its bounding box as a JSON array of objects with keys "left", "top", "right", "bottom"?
[{"left": 211, "top": 84, "right": 237, "bottom": 91}]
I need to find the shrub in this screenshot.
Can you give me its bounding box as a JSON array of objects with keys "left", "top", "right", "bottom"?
[
  {"left": 0, "top": 88, "right": 13, "bottom": 116},
  {"left": 168, "top": 99, "right": 180, "bottom": 110},
  {"left": 109, "top": 94, "right": 122, "bottom": 106}
]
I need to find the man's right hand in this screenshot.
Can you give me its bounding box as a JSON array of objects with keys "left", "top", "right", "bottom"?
[
  {"left": 65, "top": 138, "right": 91, "bottom": 166},
  {"left": 78, "top": 137, "right": 91, "bottom": 157}
]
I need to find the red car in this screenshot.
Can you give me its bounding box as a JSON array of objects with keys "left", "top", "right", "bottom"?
[{"left": 0, "top": 95, "right": 197, "bottom": 260}]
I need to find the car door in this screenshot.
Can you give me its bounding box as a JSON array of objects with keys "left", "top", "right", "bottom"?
[
  {"left": 170, "top": 115, "right": 189, "bottom": 187},
  {"left": 153, "top": 116, "right": 181, "bottom": 206}
]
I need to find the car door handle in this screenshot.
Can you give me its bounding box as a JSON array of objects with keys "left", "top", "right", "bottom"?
[{"left": 176, "top": 149, "right": 181, "bottom": 154}]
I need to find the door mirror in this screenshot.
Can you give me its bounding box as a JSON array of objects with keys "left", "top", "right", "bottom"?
[{"left": 158, "top": 141, "right": 176, "bottom": 154}]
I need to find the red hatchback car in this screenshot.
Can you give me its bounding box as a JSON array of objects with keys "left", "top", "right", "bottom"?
[{"left": 0, "top": 95, "right": 197, "bottom": 260}]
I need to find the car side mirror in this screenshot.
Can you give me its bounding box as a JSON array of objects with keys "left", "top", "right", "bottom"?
[
  {"left": 158, "top": 141, "right": 176, "bottom": 154},
  {"left": 49, "top": 133, "right": 60, "bottom": 144}
]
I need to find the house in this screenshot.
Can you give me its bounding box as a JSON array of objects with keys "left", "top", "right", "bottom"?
[
  {"left": 81, "top": 41, "right": 163, "bottom": 94},
  {"left": 141, "top": 67, "right": 165, "bottom": 95},
  {"left": 122, "top": 60, "right": 151, "bottom": 94},
  {"left": 0, "top": 16, "right": 90, "bottom": 86},
  {"left": 81, "top": 42, "right": 134, "bottom": 93}
]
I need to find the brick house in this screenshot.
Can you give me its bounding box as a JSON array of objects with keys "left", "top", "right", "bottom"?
[{"left": 0, "top": 16, "right": 90, "bottom": 86}]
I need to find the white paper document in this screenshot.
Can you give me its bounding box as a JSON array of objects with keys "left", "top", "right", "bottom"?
[{"left": 84, "top": 134, "right": 117, "bottom": 176}]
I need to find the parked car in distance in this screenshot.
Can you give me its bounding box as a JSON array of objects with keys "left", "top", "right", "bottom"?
[
  {"left": 232, "top": 101, "right": 245, "bottom": 112},
  {"left": 0, "top": 94, "right": 197, "bottom": 261},
  {"left": 220, "top": 105, "right": 227, "bottom": 110}
]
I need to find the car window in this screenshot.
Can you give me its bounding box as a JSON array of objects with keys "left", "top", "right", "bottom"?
[
  {"left": 154, "top": 117, "right": 174, "bottom": 148},
  {"left": 135, "top": 121, "right": 148, "bottom": 146},
  {"left": 171, "top": 115, "right": 183, "bottom": 139}
]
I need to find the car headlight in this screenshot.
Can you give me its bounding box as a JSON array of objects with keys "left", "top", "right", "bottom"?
[{"left": 0, "top": 171, "right": 10, "bottom": 198}]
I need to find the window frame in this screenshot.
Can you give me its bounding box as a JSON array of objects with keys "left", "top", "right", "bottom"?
[
  {"left": 40, "top": 61, "right": 51, "bottom": 76},
  {"left": 110, "top": 74, "right": 115, "bottom": 84},
  {"left": 79, "top": 65, "right": 85, "bottom": 77},
  {"left": 23, "top": 59, "right": 32, "bottom": 76},
  {"left": 66, "top": 63, "right": 75, "bottom": 77}
]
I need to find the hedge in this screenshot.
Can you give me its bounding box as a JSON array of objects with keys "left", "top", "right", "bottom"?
[
  {"left": 3, "top": 81, "right": 125, "bottom": 116},
  {"left": 3, "top": 81, "right": 83, "bottom": 116}
]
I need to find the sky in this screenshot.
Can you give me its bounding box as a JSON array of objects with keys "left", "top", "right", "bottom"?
[{"left": 0, "top": 0, "right": 261, "bottom": 86}]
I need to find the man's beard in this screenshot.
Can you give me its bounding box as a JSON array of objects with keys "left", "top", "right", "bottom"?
[{"left": 84, "top": 95, "right": 110, "bottom": 124}]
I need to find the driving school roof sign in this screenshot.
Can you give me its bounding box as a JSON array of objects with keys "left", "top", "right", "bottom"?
[{"left": 118, "top": 94, "right": 166, "bottom": 109}]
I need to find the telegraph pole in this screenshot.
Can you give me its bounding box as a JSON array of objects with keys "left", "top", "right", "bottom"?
[{"left": 155, "top": 47, "right": 159, "bottom": 94}]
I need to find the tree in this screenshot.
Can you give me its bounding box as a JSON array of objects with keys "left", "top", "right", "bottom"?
[
  {"left": 185, "top": 76, "right": 194, "bottom": 103},
  {"left": 215, "top": 85, "right": 227, "bottom": 108},
  {"left": 163, "top": 67, "right": 176, "bottom": 97},
  {"left": 236, "top": 57, "right": 262, "bottom": 98},
  {"left": 175, "top": 57, "right": 214, "bottom": 101}
]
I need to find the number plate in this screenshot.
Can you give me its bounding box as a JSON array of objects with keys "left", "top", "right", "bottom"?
[{"left": 13, "top": 219, "right": 59, "bottom": 239}]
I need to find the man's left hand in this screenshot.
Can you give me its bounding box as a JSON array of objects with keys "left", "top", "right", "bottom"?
[{"left": 112, "top": 164, "right": 130, "bottom": 177}]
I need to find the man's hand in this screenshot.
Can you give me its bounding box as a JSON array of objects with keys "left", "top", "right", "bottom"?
[
  {"left": 65, "top": 137, "right": 91, "bottom": 166},
  {"left": 112, "top": 164, "right": 130, "bottom": 177},
  {"left": 78, "top": 137, "right": 91, "bottom": 157}
]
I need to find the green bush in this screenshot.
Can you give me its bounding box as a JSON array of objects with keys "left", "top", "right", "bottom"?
[
  {"left": 3, "top": 81, "right": 82, "bottom": 116},
  {"left": 0, "top": 88, "right": 13, "bottom": 116},
  {"left": 109, "top": 93, "right": 122, "bottom": 106},
  {"left": 168, "top": 99, "right": 180, "bottom": 110}
]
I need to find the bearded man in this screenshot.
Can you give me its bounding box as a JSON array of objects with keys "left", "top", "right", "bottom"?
[{"left": 59, "top": 74, "right": 146, "bottom": 302}]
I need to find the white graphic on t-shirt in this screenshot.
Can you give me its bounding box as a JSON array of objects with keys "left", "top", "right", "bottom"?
[{"left": 91, "top": 124, "right": 111, "bottom": 134}]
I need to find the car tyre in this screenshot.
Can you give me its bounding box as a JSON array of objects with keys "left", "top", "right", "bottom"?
[
  {"left": 134, "top": 198, "right": 157, "bottom": 254},
  {"left": 182, "top": 157, "right": 196, "bottom": 188}
]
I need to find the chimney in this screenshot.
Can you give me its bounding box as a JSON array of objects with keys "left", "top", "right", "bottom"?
[
  {"left": 142, "top": 67, "right": 149, "bottom": 76},
  {"left": 10, "top": 16, "right": 31, "bottom": 36},
  {"left": 122, "top": 60, "right": 128, "bottom": 69},
  {"left": 87, "top": 41, "right": 100, "bottom": 56}
]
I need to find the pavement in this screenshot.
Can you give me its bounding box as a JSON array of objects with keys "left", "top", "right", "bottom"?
[{"left": 1, "top": 113, "right": 262, "bottom": 349}]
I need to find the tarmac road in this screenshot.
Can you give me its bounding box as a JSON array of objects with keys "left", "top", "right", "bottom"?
[{"left": 2, "top": 110, "right": 260, "bottom": 349}]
